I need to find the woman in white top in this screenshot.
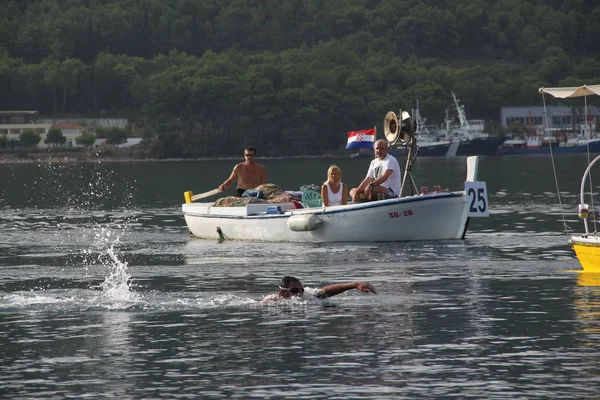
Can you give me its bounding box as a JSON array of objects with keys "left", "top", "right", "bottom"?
[{"left": 321, "top": 164, "right": 348, "bottom": 206}]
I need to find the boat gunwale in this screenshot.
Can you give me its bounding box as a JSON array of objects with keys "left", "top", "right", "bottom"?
[{"left": 570, "top": 233, "right": 600, "bottom": 242}]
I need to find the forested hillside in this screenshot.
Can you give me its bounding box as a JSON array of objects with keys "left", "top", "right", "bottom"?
[{"left": 1, "top": 0, "right": 599, "bottom": 157}]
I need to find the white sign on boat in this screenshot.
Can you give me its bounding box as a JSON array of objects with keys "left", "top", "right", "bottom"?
[{"left": 465, "top": 181, "right": 489, "bottom": 217}]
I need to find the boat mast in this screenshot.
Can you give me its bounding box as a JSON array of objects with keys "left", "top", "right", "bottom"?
[
  {"left": 443, "top": 108, "right": 451, "bottom": 140},
  {"left": 452, "top": 92, "right": 470, "bottom": 129},
  {"left": 413, "top": 99, "right": 429, "bottom": 136}
]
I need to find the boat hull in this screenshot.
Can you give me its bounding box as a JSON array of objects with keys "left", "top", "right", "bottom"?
[
  {"left": 499, "top": 140, "right": 600, "bottom": 155},
  {"left": 391, "top": 142, "right": 451, "bottom": 157},
  {"left": 351, "top": 136, "right": 503, "bottom": 158},
  {"left": 183, "top": 192, "right": 470, "bottom": 242},
  {"left": 455, "top": 136, "right": 505, "bottom": 156},
  {"left": 570, "top": 235, "right": 600, "bottom": 272},
  {"left": 352, "top": 142, "right": 451, "bottom": 158}
]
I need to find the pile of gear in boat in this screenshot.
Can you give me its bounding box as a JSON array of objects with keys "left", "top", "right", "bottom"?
[{"left": 214, "top": 183, "right": 307, "bottom": 207}]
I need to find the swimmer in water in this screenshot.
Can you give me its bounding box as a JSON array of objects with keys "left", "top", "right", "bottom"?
[{"left": 262, "top": 276, "right": 376, "bottom": 303}]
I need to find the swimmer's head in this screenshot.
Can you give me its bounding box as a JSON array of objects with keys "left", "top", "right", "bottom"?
[{"left": 278, "top": 276, "right": 304, "bottom": 298}]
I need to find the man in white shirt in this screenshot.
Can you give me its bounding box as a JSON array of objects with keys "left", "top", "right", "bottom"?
[{"left": 350, "top": 139, "right": 402, "bottom": 202}]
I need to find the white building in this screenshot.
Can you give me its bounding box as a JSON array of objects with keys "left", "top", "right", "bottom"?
[
  {"left": 0, "top": 111, "right": 52, "bottom": 147},
  {"left": 0, "top": 121, "right": 86, "bottom": 148},
  {"left": 500, "top": 105, "right": 600, "bottom": 131},
  {"left": 0, "top": 111, "right": 132, "bottom": 148},
  {"left": 49, "top": 123, "right": 86, "bottom": 147}
]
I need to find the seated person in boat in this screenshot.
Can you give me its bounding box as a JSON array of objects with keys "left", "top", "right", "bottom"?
[
  {"left": 321, "top": 164, "right": 348, "bottom": 206},
  {"left": 350, "top": 139, "right": 401, "bottom": 202},
  {"left": 218, "top": 146, "right": 267, "bottom": 196},
  {"left": 262, "top": 276, "right": 376, "bottom": 303}
]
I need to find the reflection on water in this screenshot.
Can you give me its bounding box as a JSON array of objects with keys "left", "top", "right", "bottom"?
[
  {"left": 574, "top": 273, "right": 600, "bottom": 344},
  {"left": 577, "top": 272, "right": 600, "bottom": 288}
]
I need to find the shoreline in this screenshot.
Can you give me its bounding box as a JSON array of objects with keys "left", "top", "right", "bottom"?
[{"left": 0, "top": 152, "right": 345, "bottom": 164}]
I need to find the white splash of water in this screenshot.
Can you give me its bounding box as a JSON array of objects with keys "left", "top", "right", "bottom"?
[{"left": 99, "top": 243, "right": 140, "bottom": 305}]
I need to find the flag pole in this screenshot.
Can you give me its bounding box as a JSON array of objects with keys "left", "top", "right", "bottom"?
[{"left": 373, "top": 125, "right": 376, "bottom": 159}]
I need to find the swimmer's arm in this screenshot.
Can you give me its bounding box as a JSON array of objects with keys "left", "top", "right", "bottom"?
[{"left": 315, "top": 282, "right": 376, "bottom": 299}]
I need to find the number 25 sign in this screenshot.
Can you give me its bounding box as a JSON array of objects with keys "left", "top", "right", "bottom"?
[{"left": 465, "top": 182, "right": 489, "bottom": 217}]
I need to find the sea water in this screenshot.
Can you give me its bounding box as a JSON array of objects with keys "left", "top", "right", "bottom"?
[{"left": 1, "top": 155, "right": 599, "bottom": 399}]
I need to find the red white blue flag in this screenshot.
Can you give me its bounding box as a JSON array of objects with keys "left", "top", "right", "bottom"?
[{"left": 346, "top": 128, "right": 375, "bottom": 149}]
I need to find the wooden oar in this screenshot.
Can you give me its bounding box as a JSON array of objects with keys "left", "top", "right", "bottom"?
[{"left": 184, "top": 188, "right": 221, "bottom": 203}]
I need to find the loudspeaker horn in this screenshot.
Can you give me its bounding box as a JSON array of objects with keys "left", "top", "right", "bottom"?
[
  {"left": 384, "top": 111, "right": 399, "bottom": 145},
  {"left": 384, "top": 110, "right": 415, "bottom": 146},
  {"left": 398, "top": 110, "right": 415, "bottom": 146}
]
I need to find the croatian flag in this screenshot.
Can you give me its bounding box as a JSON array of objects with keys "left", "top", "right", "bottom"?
[{"left": 346, "top": 128, "right": 375, "bottom": 149}]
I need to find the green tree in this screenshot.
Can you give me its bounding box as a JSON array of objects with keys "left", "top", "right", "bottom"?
[
  {"left": 57, "top": 58, "right": 84, "bottom": 115},
  {"left": 507, "top": 121, "right": 529, "bottom": 137},
  {"left": 42, "top": 57, "right": 84, "bottom": 116},
  {"left": 94, "top": 52, "right": 146, "bottom": 113},
  {"left": 0, "top": 134, "right": 8, "bottom": 148},
  {"left": 2, "top": 0, "right": 600, "bottom": 157},
  {"left": 75, "top": 132, "right": 97, "bottom": 148},
  {"left": 18, "top": 62, "right": 46, "bottom": 111},
  {"left": 19, "top": 129, "right": 41, "bottom": 148},
  {"left": 104, "top": 127, "right": 128, "bottom": 146},
  {"left": 538, "top": 46, "right": 573, "bottom": 83},
  {"left": 41, "top": 57, "right": 61, "bottom": 116},
  {"left": 45, "top": 128, "right": 66, "bottom": 147}
]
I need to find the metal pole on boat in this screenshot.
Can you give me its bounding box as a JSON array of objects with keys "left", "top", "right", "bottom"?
[
  {"left": 399, "top": 137, "right": 418, "bottom": 197},
  {"left": 579, "top": 155, "right": 600, "bottom": 235}
]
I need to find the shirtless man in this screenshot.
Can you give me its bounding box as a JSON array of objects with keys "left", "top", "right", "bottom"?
[{"left": 218, "top": 147, "right": 268, "bottom": 196}]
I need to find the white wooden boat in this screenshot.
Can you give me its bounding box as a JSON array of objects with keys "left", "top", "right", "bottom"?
[{"left": 182, "top": 156, "right": 488, "bottom": 242}]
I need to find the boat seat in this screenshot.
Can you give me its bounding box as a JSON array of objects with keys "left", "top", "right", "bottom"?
[{"left": 302, "top": 190, "right": 322, "bottom": 208}]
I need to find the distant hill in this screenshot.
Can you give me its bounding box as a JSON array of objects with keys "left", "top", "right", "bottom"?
[{"left": 0, "top": 0, "right": 598, "bottom": 157}]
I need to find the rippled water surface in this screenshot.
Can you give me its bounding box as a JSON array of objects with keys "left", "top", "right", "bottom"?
[{"left": 1, "top": 156, "right": 600, "bottom": 399}]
